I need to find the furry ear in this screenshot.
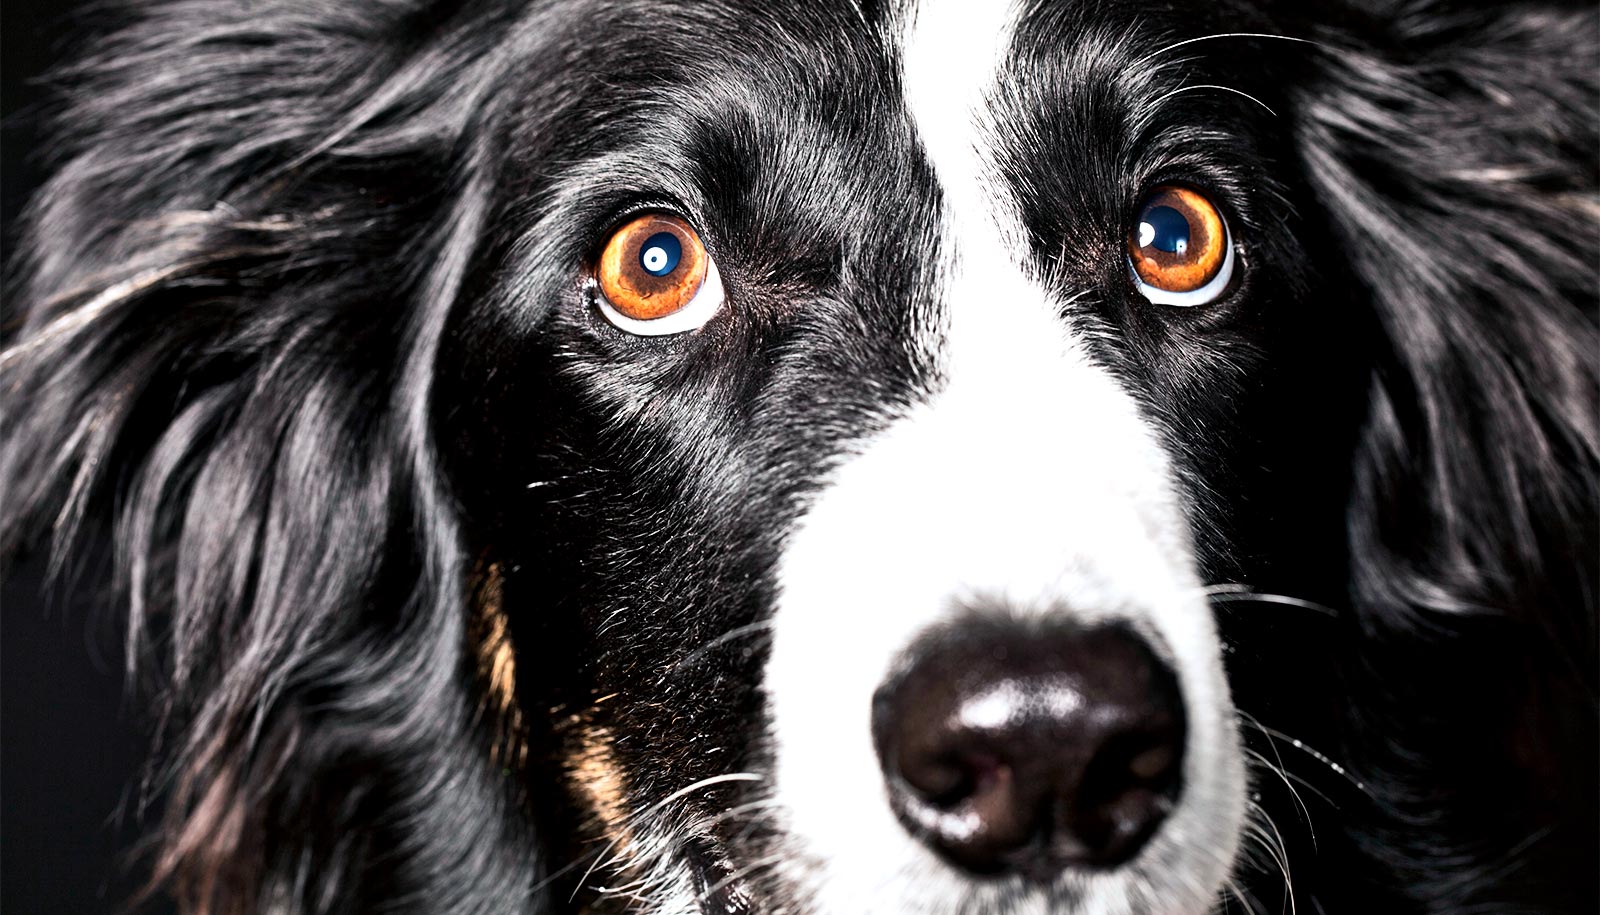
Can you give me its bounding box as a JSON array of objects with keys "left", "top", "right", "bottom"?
[
  {"left": 1279, "top": 1, "right": 1597, "bottom": 908},
  {"left": 1286, "top": 0, "right": 1598, "bottom": 634},
  {"left": 1, "top": 3, "right": 544, "bottom": 912}
]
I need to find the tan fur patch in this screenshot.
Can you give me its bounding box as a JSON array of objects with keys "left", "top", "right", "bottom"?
[
  {"left": 562, "top": 712, "right": 653, "bottom": 910},
  {"left": 567, "top": 721, "right": 634, "bottom": 847},
  {"left": 470, "top": 564, "right": 641, "bottom": 892},
  {"left": 468, "top": 560, "right": 528, "bottom": 769}
]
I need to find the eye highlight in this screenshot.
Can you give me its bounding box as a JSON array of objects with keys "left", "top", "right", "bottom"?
[
  {"left": 1127, "top": 186, "right": 1235, "bottom": 307},
  {"left": 595, "top": 213, "right": 724, "bottom": 335}
]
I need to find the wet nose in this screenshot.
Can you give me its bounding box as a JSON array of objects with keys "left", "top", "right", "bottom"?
[{"left": 871, "top": 620, "right": 1186, "bottom": 880}]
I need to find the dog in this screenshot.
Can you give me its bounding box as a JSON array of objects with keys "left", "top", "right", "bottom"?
[{"left": 3, "top": 0, "right": 1595, "bottom": 913}]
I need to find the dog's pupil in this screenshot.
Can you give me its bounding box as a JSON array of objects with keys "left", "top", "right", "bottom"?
[
  {"left": 1140, "top": 205, "right": 1190, "bottom": 258},
  {"left": 639, "top": 231, "right": 682, "bottom": 277}
]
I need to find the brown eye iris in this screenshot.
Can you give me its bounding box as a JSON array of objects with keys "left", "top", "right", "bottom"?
[
  {"left": 597, "top": 214, "right": 709, "bottom": 322},
  {"left": 1127, "top": 186, "right": 1229, "bottom": 296}
]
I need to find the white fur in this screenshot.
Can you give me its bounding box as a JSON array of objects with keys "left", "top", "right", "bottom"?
[{"left": 763, "top": 1, "right": 1247, "bottom": 912}]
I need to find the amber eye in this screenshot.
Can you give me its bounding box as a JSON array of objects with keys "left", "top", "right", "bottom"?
[
  {"left": 1127, "top": 186, "right": 1235, "bottom": 306},
  {"left": 595, "top": 213, "right": 724, "bottom": 335}
]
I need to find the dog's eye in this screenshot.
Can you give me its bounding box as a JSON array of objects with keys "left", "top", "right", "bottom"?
[
  {"left": 595, "top": 213, "right": 724, "bottom": 335},
  {"left": 1127, "top": 186, "right": 1235, "bottom": 307}
]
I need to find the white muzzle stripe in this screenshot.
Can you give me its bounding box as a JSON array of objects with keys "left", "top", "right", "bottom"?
[{"left": 762, "top": 1, "right": 1247, "bottom": 913}]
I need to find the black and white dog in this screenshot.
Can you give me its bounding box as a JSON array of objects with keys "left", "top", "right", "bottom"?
[{"left": 4, "top": 1, "right": 1596, "bottom": 913}]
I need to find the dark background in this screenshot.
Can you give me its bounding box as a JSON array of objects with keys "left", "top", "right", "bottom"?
[{"left": 4, "top": 3, "right": 176, "bottom": 913}]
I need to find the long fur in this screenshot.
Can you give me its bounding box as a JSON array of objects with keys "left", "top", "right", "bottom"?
[
  {"left": 2, "top": 1, "right": 1595, "bottom": 913},
  {"left": 4, "top": 3, "right": 545, "bottom": 910},
  {"left": 1292, "top": 7, "right": 1599, "bottom": 910}
]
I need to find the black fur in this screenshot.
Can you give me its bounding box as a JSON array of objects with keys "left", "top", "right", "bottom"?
[{"left": 3, "top": 1, "right": 1594, "bottom": 913}]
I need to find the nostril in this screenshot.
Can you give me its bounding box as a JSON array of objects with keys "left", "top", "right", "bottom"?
[
  {"left": 897, "top": 750, "right": 980, "bottom": 808},
  {"left": 1069, "top": 729, "right": 1185, "bottom": 861},
  {"left": 873, "top": 619, "right": 1187, "bottom": 880},
  {"left": 1129, "top": 740, "right": 1181, "bottom": 782},
  {"left": 891, "top": 748, "right": 1038, "bottom": 875}
]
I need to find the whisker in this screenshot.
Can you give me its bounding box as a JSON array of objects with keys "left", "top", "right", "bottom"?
[
  {"left": 1254, "top": 745, "right": 1339, "bottom": 812},
  {"left": 1189, "top": 839, "right": 1263, "bottom": 915},
  {"left": 1151, "top": 83, "right": 1278, "bottom": 117},
  {"left": 1238, "top": 712, "right": 1369, "bottom": 796},
  {"left": 1245, "top": 746, "right": 1324, "bottom": 835},
  {"left": 1222, "top": 876, "right": 1265, "bottom": 915},
  {"left": 1204, "top": 584, "right": 1342, "bottom": 618},
  {"left": 593, "top": 874, "right": 652, "bottom": 896},
  {"left": 568, "top": 842, "right": 620, "bottom": 905},
  {"left": 565, "top": 771, "right": 766, "bottom": 904},
  {"left": 1243, "top": 808, "right": 1296, "bottom": 915},
  {"left": 632, "top": 772, "right": 765, "bottom": 825},
  {"left": 667, "top": 620, "right": 775, "bottom": 678},
  {"left": 698, "top": 852, "right": 787, "bottom": 904},
  {"left": 692, "top": 796, "right": 785, "bottom": 832},
  {"left": 1136, "top": 32, "right": 1319, "bottom": 70},
  {"left": 1229, "top": 814, "right": 1276, "bottom": 884},
  {"left": 529, "top": 845, "right": 606, "bottom": 895}
]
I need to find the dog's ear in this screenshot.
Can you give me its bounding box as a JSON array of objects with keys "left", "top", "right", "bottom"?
[
  {"left": 1278, "top": 1, "right": 1598, "bottom": 634},
  {"left": 1274, "top": 1, "right": 1597, "bottom": 904},
  {"left": 2, "top": 3, "right": 545, "bottom": 912}
]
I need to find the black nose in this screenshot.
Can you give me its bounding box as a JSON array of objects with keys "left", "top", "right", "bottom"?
[{"left": 872, "top": 620, "right": 1186, "bottom": 880}]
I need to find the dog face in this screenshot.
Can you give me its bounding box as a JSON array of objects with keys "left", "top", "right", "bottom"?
[
  {"left": 5, "top": 1, "right": 1594, "bottom": 914},
  {"left": 439, "top": 3, "right": 1362, "bottom": 911}
]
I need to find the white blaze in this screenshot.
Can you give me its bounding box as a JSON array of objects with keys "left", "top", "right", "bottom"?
[{"left": 763, "top": 1, "right": 1246, "bottom": 913}]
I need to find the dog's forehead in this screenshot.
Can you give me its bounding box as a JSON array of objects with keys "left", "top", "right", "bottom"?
[
  {"left": 666, "top": 0, "right": 1160, "bottom": 263},
  {"left": 546, "top": 0, "right": 1182, "bottom": 267},
  {"left": 898, "top": 0, "right": 1030, "bottom": 275},
  {"left": 900, "top": 0, "right": 1016, "bottom": 176}
]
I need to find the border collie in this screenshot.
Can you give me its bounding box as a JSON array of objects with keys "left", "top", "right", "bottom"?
[{"left": 4, "top": 1, "right": 1595, "bottom": 913}]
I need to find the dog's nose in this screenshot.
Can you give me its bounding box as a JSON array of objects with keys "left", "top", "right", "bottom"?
[{"left": 872, "top": 621, "right": 1185, "bottom": 879}]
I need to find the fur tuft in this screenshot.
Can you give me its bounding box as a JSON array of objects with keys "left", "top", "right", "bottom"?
[{"left": 2, "top": 2, "right": 544, "bottom": 911}]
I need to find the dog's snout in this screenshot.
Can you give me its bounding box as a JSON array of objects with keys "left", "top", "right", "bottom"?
[{"left": 872, "top": 621, "right": 1186, "bottom": 879}]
